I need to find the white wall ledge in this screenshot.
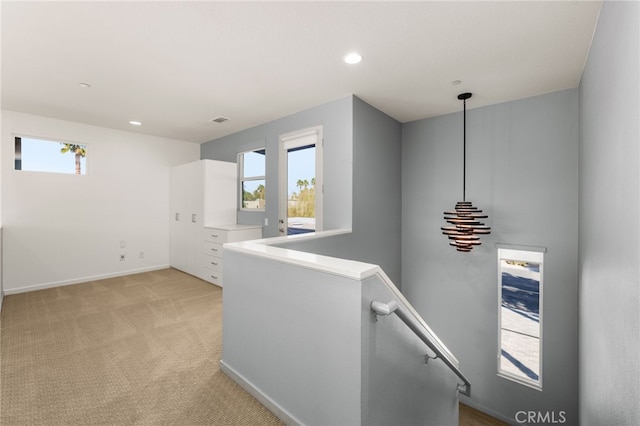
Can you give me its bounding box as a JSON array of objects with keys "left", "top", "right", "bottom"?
[{"left": 224, "top": 228, "right": 383, "bottom": 281}]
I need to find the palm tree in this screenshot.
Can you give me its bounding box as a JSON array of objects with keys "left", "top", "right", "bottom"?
[
  {"left": 253, "top": 184, "right": 265, "bottom": 201},
  {"left": 60, "top": 143, "right": 86, "bottom": 175}
]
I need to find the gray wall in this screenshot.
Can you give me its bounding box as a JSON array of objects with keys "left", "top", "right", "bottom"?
[
  {"left": 361, "top": 275, "right": 458, "bottom": 426},
  {"left": 203, "top": 96, "right": 403, "bottom": 285},
  {"left": 222, "top": 247, "right": 460, "bottom": 425},
  {"left": 280, "top": 98, "right": 403, "bottom": 284},
  {"left": 222, "top": 250, "right": 364, "bottom": 425},
  {"left": 352, "top": 98, "right": 402, "bottom": 284},
  {"left": 402, "top": 90, "right": 579, "bottom": 422},
  {"left": 201, "top": 96, "right": 353, "bottom": 235},
  {"left": 579, "top": 2, "right": 640, "bottom": 425}
]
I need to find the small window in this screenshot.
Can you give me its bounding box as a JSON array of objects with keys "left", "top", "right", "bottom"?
[
  {"left": 239, "top": 148, "right": 266, "bottom": 210},
  {"left": 15, "top": 136, "right": 87, "bottom": 175},
  {"left": 498, "top": 247, "right": 544, "bottom": 390}
]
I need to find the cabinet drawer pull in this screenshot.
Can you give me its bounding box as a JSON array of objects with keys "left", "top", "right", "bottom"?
[
  {"left": 211, "top": 275, "right": 218, "bottom": 280},
  {"left": 210, "top": 247, "right": 218, "bottom": 252},
  {"left": 211, "top": 261, "right": 218, "bottom": 266},
  {"left": 210, "top": 234, "right": 218, "bottom": 238}
]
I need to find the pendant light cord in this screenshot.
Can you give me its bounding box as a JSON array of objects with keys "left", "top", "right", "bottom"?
[
  {"left": 457, "top": 92, "right": 472, "bottom": 202},
  {"left": 462, "top": 97, "right": 466, "bottom": 202}
]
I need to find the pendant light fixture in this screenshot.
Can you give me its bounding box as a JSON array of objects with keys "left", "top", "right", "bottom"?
[{"left": 441, "top": 93, "right": 490, "bottom": 252}]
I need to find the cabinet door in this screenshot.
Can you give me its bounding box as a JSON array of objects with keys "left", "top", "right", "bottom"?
[
  {"left": 203, "top": 160, "right": 237, "bottom": 225},
  {"left": 186, "top": 161, "right": 205, "bottom": 276},
  {"left": 170, "top": 164, "right": 188, "bottom": 272}
]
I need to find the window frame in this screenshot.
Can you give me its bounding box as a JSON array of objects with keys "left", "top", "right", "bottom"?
[
  {"left": 497, "top": 245, "right": 545, "bottom": 391},
  {"left": 14, "top": 134, "right": 89, "bottom": 176},
  {"left": 238, "top": 148, "right": 266, "bottom": 211}
]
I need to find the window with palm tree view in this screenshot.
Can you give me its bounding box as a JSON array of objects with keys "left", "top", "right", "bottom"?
[
  {"left": 239, "top": 148, "right": 265, "bottom": 210},
  {"left": 14, "top": 136, "right": 87, "bottom": 175},
  {"left": 279, "top": 126, "right": 322, "bottom": 235},
  {"left": 288, "top": 175, "right": 316, "bottom": 232}
]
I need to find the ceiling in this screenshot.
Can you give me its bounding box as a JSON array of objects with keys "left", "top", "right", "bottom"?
[{"left": 1, "top": 1, "right": 602, "bottom": 144}]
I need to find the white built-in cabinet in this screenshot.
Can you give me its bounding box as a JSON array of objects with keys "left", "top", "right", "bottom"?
[{"left": 170, "top": 159, "right": 236, "bottom": 281}]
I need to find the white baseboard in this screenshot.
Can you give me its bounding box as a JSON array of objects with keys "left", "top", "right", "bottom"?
[
  {"left": 2, "top": 264, "right": 171, "bottom": 295},
  {"left": 219, "top": 359, "right": 303, "bottom": 426}
]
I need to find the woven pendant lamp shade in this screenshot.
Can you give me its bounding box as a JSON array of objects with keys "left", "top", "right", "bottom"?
[{"left": 442, "top": 93, "right": 490, "bottom": 252}]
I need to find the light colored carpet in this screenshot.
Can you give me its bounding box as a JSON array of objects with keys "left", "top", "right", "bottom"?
[
  {"left": 0, "top": 268, "right": 283, "bottom": 425},
  {"left": 1, "top": 268, "right": 505, "bottom": 426}
]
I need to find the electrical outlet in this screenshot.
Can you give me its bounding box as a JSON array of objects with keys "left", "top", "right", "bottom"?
[{"left": 120, "top": 254, "right": 125, "bottom": 261}]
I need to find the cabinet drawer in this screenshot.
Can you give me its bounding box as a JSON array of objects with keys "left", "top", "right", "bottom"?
[
  {"left": 204, "top": 270, "right": 223, "bottom": 286},
  {"left": 204, "top": 242, "right": 224, "bottom": 257},
  {"left": 203, "top": 254, "right": 223, "bottom": 272},
  {"left": 203, "top": 228, "right": 228, "bottom": 243}
]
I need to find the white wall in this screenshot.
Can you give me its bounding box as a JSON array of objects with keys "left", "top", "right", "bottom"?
[
  {"left": 402, "top": 90, "right": 579, "bottom": 423},
  {"left": 1, "top": 110, "right": 200, "bottom": 293},
  {"left": 579, "top": 1, "right": 640, "bottom": 424},
  {"left": 0, "top": 227, "right": 3, "bottom": 311},
  {"left": 0, "top": 134, "right": 3, "bottom": 307}
]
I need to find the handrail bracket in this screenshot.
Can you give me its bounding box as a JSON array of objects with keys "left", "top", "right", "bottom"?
[
  {"left": 371, "top": 300, "right": 398, "bottom": 317},
  {"left": 371, "top": 299, "right": 471, "bottom": 397},
  {"left": 457, "top": 383, "right": 471, "bottom": 397},
  {"left": 425, "top": 353, "right": 438, "bottom": 364}
]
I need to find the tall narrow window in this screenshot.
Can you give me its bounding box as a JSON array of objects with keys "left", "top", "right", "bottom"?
[
  {"left": 15, "top": 136, "right": 87, "bottom": 175},
  {"left": 278, "top": 126, "right": 323, "bottom": 235},
  {"left": 239, "top": 148, "right": 266, "bottom": 210},
  {"left": 498, "top": 247, "right": 544, "bottom": 389}
]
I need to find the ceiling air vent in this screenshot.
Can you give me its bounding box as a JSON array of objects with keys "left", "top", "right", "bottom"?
[{"left": 210, "top": 116, "right": 229, "bottom": 123}]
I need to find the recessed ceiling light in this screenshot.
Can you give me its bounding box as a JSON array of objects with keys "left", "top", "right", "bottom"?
[
  {"left": 210, "top": 116, "right": 230, "bottom": 123},
  {"left": 452, "top": 80, "right": 462, "bottom": 85},
  {"left": 344, "top": 52, "right": 362, "bottom": 65},
  {"left": 79, "top": 83, "right": 92, "bottom": 88},
  {"left": 129, "top": 120, "right": 142, "bottom": 126}
]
